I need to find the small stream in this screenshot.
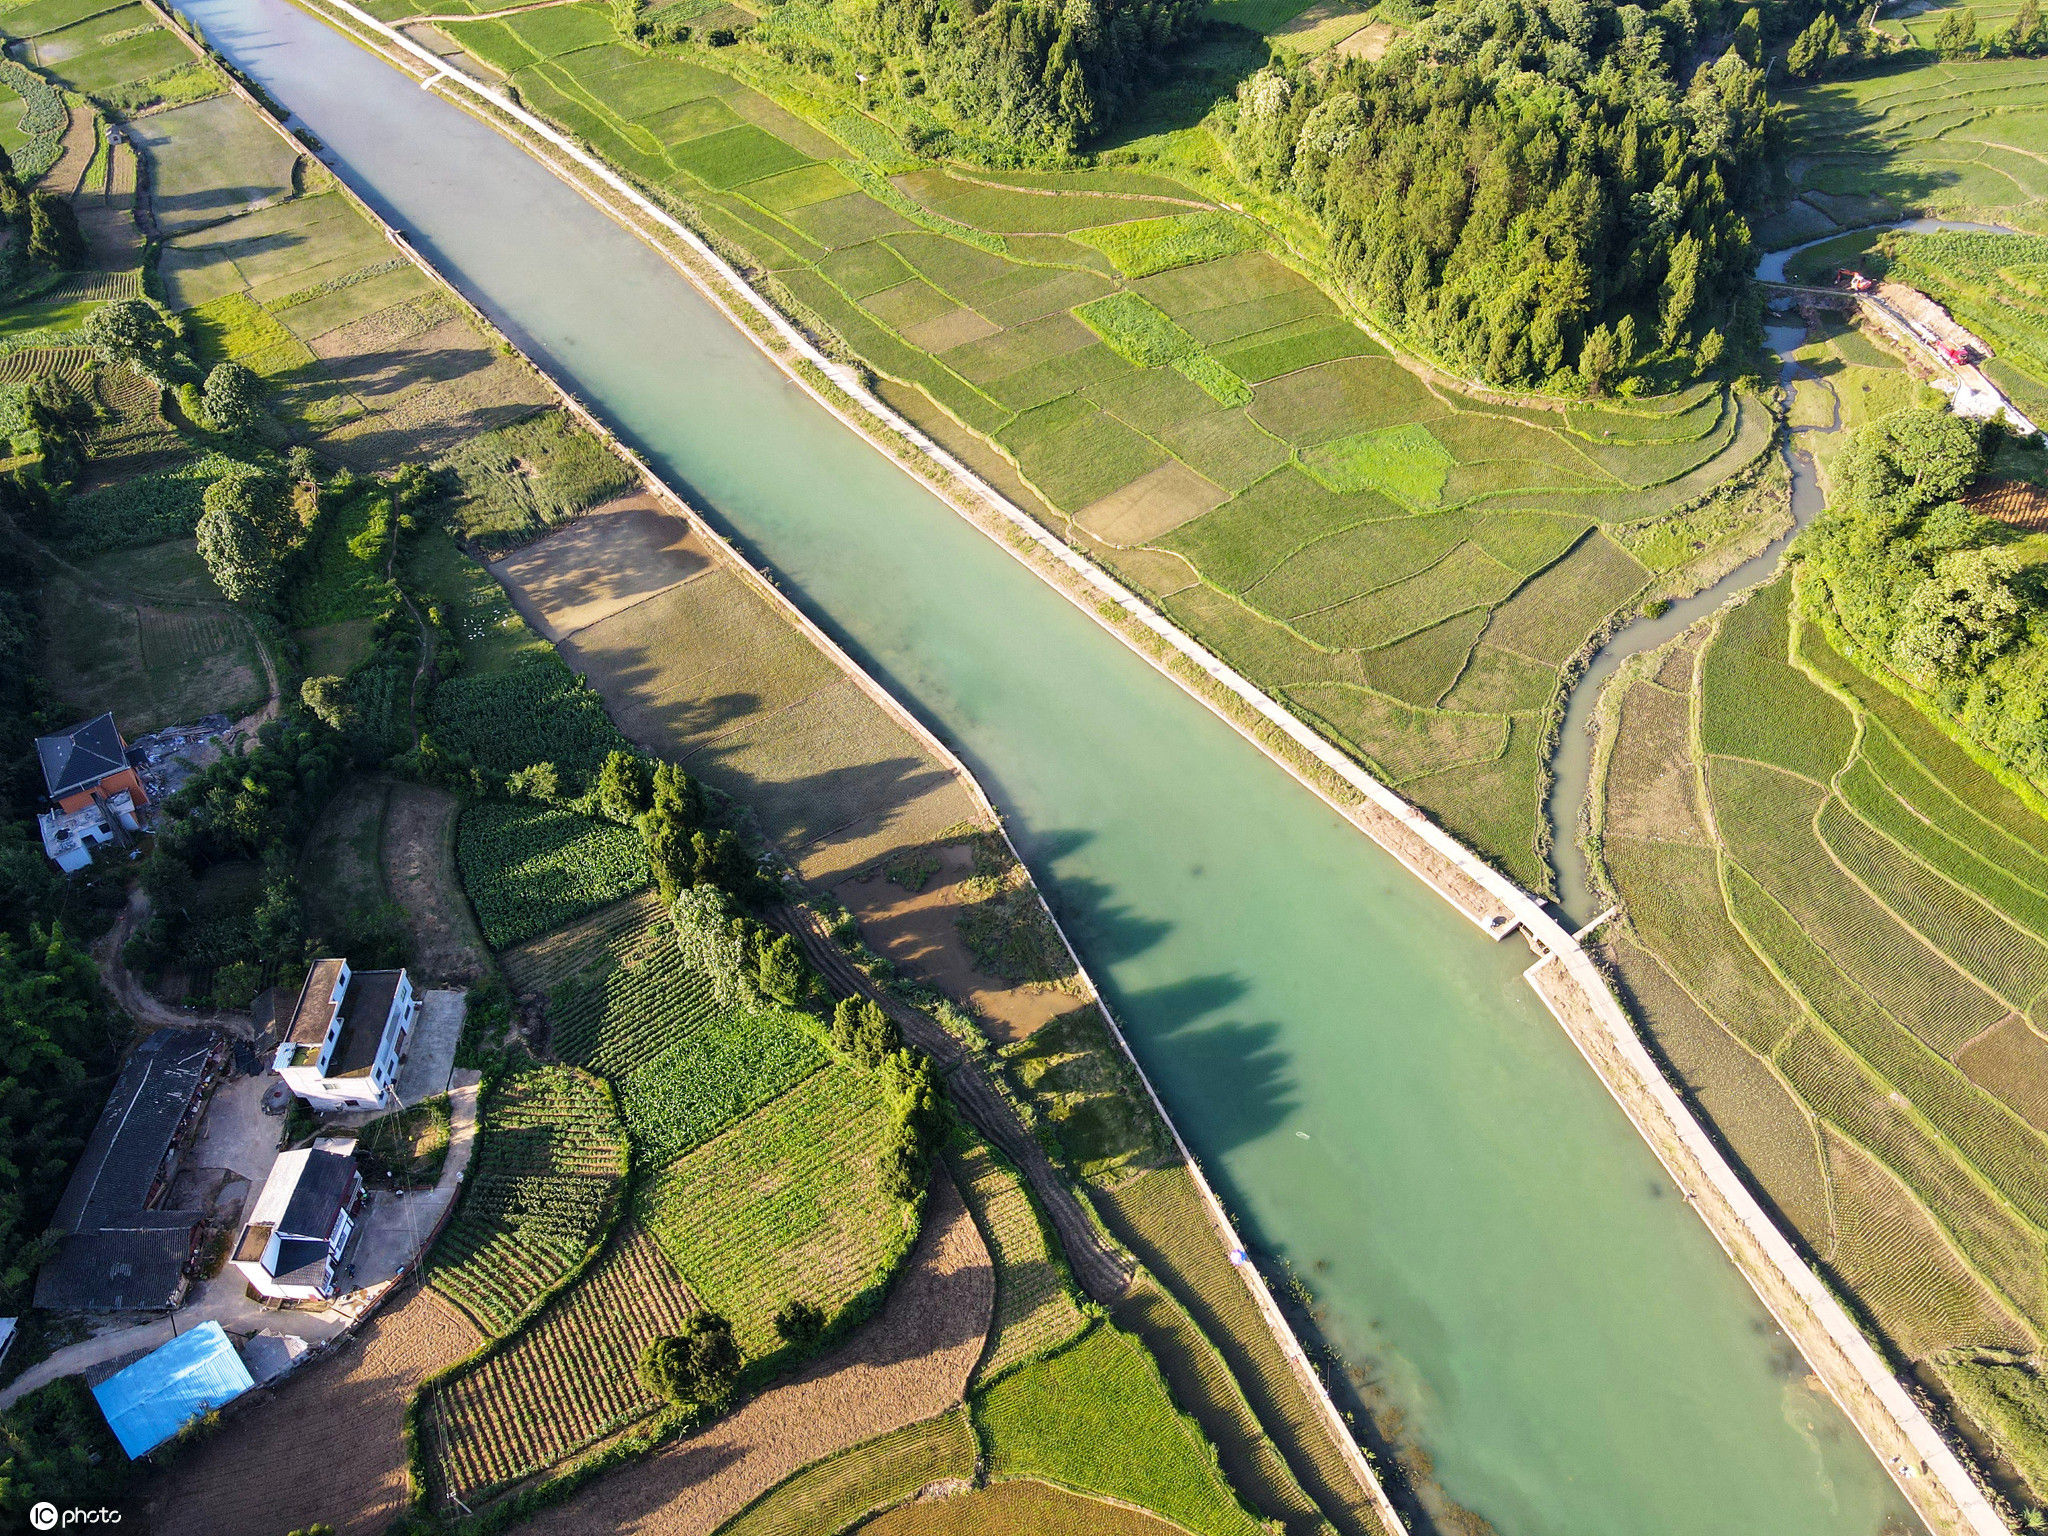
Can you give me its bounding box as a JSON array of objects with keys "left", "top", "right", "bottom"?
[
  {"left": 1546, "top": 323, "right": 1838, "bottom": 925},
  {"left": 1548, "top": 216, "right": 2024, "bottom": 923}
]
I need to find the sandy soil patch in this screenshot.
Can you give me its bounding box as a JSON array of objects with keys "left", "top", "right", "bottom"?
[
  {"left": 1334, "top": 19, "right": 1397, "bottom": 58},
  {"left": 515, "top": 1170, "right": 992, "bottom": 1536},
  {"left": 1075, "top": 460, "right": 1227, "bottom": 547},
  {"left": 144, "top": 1280, "right": 480, "bottom": 1536},
  {"left": 384, "top": 780, "right": 491, "bottom": 985},
  {"left": 842, "top": 844, "right": 1075, "bottom": 1041},
  {"left": 494, "top": 495, "right": 711, "bottom": 641}
]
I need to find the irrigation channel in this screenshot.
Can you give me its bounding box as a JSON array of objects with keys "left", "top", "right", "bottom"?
[
  {"left": 1547, "top": 219, "right": 2019, "bottom": 921},
  {"left": 199, "top": 3, "right": 1923, "bottom": 1529},
  {"left": 1546, "top": 321, "right": 1837, "bottom": 923}
]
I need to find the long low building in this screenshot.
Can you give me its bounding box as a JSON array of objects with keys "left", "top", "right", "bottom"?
[{"left": 36, "top": 1029, "right": 220, "bottom": 1314}]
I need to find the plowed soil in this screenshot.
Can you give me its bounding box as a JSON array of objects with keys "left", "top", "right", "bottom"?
[{"left": 143, "top": 1280, "right": 480, "bottom": 1536}]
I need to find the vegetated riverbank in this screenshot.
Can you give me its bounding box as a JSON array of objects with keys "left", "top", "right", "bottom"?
[
  {"left": 113, "top": 6, "right": 1410, "bottom": 1531},
  {"left": 247, "top": 6, "right": 2007, "bottom": 1531}
]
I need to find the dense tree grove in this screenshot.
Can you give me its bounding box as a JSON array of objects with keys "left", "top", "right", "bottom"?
[
  {"left": 1798, "top": 412, "right": 2048, "bottom": 788},
  {"left": 831, "top": 0, "right": 1205, "bottom": 154},
  {"left": 1228, "top": 0, "right": 1777, "bottom": 392}
]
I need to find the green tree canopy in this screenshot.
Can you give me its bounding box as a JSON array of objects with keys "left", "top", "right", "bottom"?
[
  {"left": 24, "top": 194, "right": 84, "bottom": 270},
  {"left": 1228, "top": 0, "right": 1775, "bottom": 391},
  {"left": 195, "top": 468, "right": 292, "bottom": 604},
  {"left": 202, "top": 360, "right": 263, "bottom": 434},
  {"left": 638, "top": 1313, "right": 740, "bottom": 1406},
  {"left": 81, "top": 299, "right": 184, "bottom": 388}
]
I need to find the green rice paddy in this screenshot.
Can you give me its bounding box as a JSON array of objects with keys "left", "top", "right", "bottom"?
[
  {"left": 1597, "top": 572, "right": 2048, "bottom": 1497},
  {"left": 424, "top": 5, "right": 1779, "bottom": 888}
]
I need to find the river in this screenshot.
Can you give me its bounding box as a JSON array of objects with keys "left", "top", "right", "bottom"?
[{"left": 190, "top": 4, "right": 1920, "bottom": 1529}]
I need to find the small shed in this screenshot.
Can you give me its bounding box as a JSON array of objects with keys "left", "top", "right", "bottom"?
[{"left": 91, "top": 1321, "right": 254, "bottom": 1458}]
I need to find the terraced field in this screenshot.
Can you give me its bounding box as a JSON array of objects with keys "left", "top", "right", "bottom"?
[
  {"left": 1765, "top": 9, "right": 2048, "bottom": 420},
  {"left": 425, "top": 1221, "right": 698, "bottom": 1506},
  {"left": 1594, "top": 571, "right": 2048, "bottom": 1492},
  {"left": 426, "top": 1065, "right": 628, "bottom": 1336},
  {"left": 412, "top": 3, "right": 1779, "bottom": 886}
]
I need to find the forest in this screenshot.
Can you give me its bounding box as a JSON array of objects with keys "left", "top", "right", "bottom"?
[
  {"left": 1226, "top": 0, "right": 1775, "bottom": 392},
  {"left": 1797, "top": 410, "right": 2048, "bottom": 793}
]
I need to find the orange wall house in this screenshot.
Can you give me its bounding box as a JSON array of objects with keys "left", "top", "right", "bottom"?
[{"left": 36, "top": 712, "right": 149, "bottom": 813}]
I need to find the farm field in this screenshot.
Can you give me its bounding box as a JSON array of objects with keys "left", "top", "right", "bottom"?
[
  {"left": 715, "top": 1408, "right": 978, "bottom": 1536},
  {"left": 973, "top": 1323, "right": 1266, "bottom": 1536},
  {"left": 36, "top": 569, "right": 267, "bottom": 732},
  {"left": 1764, "top": 10, "right": 2048, "bottom": 422},
  {"left": 1593, "top": 571, "right": 2048, "bottom": 1499},
  {"left": 426, "top": 1064, "right": 627, "bottom": 1337},
  {"left": 512, "top": 1173, "right": 991, "bottom": 1536},
  {"left": 428, "top": 6, "right": 1780, "bottom": 887},
  {"left": 143, "top": 1278, "right": 480, "bottom": 1536},
  {"left": 860, "top": 1478, "right": 1188, "bottom": 1536},
  {"left": 454, "top": 798, "right": 650, "bottom": 949}
]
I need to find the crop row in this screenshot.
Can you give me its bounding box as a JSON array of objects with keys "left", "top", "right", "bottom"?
[
  {"left": 949, "top": 1136, "right": 1085, "bottom": 1385},
  {"left": 504, "top": 890, "right": 666, "bottom": 999},
  {"left": 428, "top": 1067, "right": 625, "bottom": 1336},
  {"left": 1729, "top": 864, "right": 2048, "bottom": 1245},
  {"left": 428, "top": 653, "right": 634, "bottom": 785},
  {"left": 639, "top": 1063, "right": 907, "bottom": 1359},
  {"left": 718, "top": 1408, "right": 978, "bottom": 1536},
  {"left": 1711, "top": 755, "right": 2004, "bottom": 1055},
  {"left": 1850, "top": 735, "right": 2048, "bottom": 931},
  {"left": 546, "top": 921, "right": 721, "bottom": 1076},
  {"left": 616, "top": 1007, "right": 825, "bottom": 1166},
  {"left": 456, "top": 801, "right": 649, "bottom": 951},
  {"left": 1774, "top": 1020, "right": 2048, "bottom": 1332},
  {"left": 1824, "top": 1126, "right": 2032, "bottom": 1359},
  {"left": 1818, "top": 794, "right": 2048, "bottom": 1008},
  {"left": 428, "top": 1223, "right": 696, "bottom": 1503}
]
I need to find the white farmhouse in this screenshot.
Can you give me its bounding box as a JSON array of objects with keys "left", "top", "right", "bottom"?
[
  {"left": 272, "top": 959, "right": 419, "bottom": 1113},
  {"left": 230, "top": 1137, "right": 365, "bottom": 1302}
]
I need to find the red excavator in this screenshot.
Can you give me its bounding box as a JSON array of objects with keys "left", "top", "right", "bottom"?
[{"left": 1839, "top": 269, "right": 1875, "bottom": 293}]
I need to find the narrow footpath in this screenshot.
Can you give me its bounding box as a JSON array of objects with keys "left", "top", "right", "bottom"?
[{"left": 773, "top": 904, "right": 1133, "bottom": 1304}]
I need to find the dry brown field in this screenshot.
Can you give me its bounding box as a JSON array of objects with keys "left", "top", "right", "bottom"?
[
  {"left": 144, "top": 1281, "right": 480, "bottom": 1536},
  {"left": 382, "top": 781, "right": 492, "bottom": 985},
  {"left": 857, "top": 1478, "right": 1187, "bottom": 1535},
  {"left": 516, "top": 1172, "right": 992, "bottom": 1536}
]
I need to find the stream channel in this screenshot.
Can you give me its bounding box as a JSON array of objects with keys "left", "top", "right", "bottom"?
[{"left": 193, "top": 3, "right": 1923, "bottom": 1528}]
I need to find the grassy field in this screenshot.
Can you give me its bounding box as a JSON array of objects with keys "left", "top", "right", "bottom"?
[
  {"left": 861, "top": 1478, "right": 1187, "bottom": 1534},
  {"left": 455, "top": 799, "right": 650, "bottom": 950},
  {"left": 636, "top": 1062, "right": 920, "bottom": 1362},
  {"left": 1595, "top": 572, "right": 2048, "bottom": 1504},
  {"left": 1094, "top": 1167, "right": 1390, "bottom": 1536},
  {"left": 1000, "top": 1006, "right": 1175, "bottom": 1183},
  {"left": 714, "top": 1408, "right": 979, "bottom": 1536},
  {"left": 428, "top": 7, "right": 1778, "bottom": 888},
  {"left": 38, "top": 568, "right": 267, "bottom": 732},
  {"left": 944, "top": 1132, "right": 1088, "bottom": 1386},
  {"left": 426, "top": 1065, "right": 627, "bottom": 1337},
  {"left": 973, "top": 1324, "right": 1266, "bottom": 1536}
]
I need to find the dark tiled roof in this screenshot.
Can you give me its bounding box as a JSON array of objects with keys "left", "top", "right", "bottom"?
[
  {"left": 286, "top": 960, "right": 348, "bottom": 1048},
  {"left": 50, "top": 1030, "right": 212, "bottom": 1234},
  {"left": 33, "top": 1220, "right": 196, "bottom": 1313},
  {"left": 35, "top": 712, "right": 129, "bottom": 800},
  {"left": 278, "top": 1152, "right": 355, "bottom": 1240},
  {"left": 270, "top": 1238, "right": 331, "bottom": 1289},
  {"left": 329, "top": 970, "right": 402, "bottom": 1079}
]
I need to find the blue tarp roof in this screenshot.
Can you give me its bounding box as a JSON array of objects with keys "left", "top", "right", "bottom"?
[{"left": 92, "top": 1321, "right": 253, "bottom": 1458}]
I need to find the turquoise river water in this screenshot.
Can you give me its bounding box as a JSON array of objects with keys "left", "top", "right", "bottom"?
[{"left": 190, "top": 3, "right": 1922, "bottom": 1528}]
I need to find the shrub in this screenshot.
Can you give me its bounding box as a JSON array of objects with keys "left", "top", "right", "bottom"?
[{"left": 638, "top": 1313, "right": 739, "bottom": 1406}]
